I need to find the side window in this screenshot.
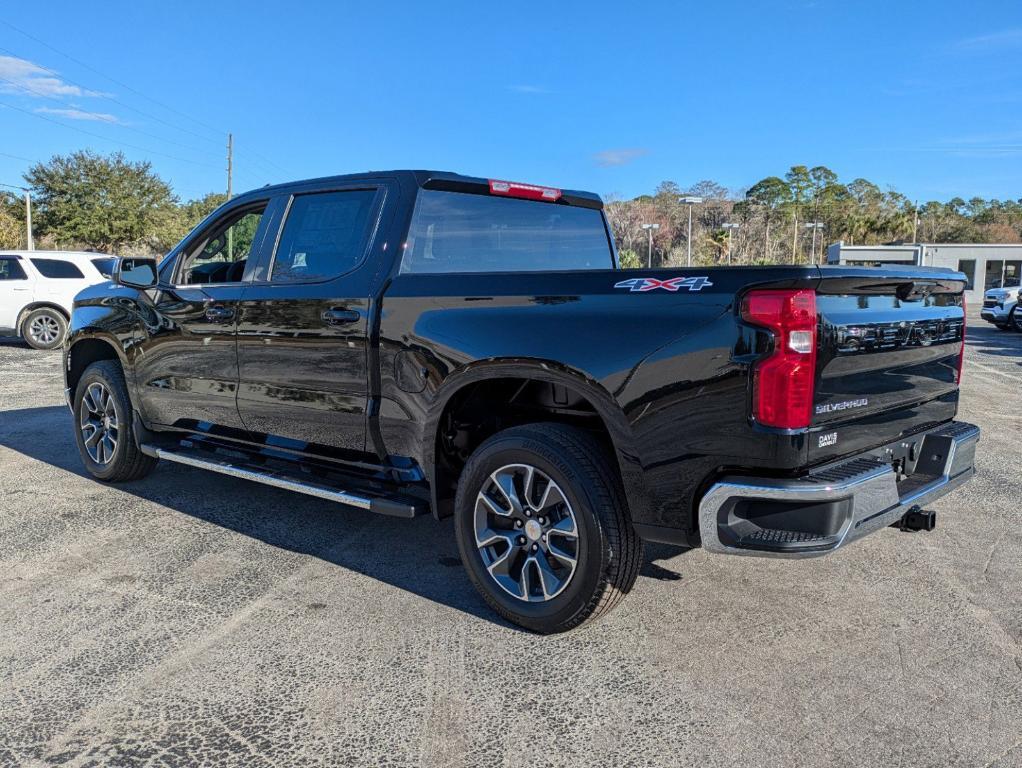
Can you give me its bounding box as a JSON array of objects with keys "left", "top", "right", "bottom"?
[
  {"left": 31, "top": 258, "right": 84, "bottom": 279},
  {"left": 90, "top": 258, "right": 118, "bottom": 278},
  {"left": 270, "top": 190, "right": 378, "bottom": 283},
  {"left": 178, "top": 204, "right": 267, "bottom": 285},
  {"left": 0, "top": 257, "right": 28, "bottom": 281}
]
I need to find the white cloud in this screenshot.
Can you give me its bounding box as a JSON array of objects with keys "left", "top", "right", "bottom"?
[
  {"left": 954, "top": 28, "right": 1022, "bottom": 52},
  {"left": 0, "top": 54, "right": 105, "bottom": 99},
  {"left": 507, "top": 84, "right": 550, "bottom": 94},
  {"left": 35, "top": 106, "right": 122, "bottom": 124},
  {"left": 593, "top": 148, "right": 649, "bottom": 167}
]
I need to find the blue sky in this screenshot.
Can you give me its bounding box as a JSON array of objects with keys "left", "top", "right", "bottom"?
[{"left": 2, "top": 0, "right": 1022, "bottom": 203}]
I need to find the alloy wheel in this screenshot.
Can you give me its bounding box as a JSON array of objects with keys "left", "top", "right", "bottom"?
[
  {"left": 29, "top": 315, "right": 61, "bottom": 346},
  {"left": 79, "top": 382, "right": 118, "bottom": 465},
  {"left": 473, "top": 463, "right": 579, "bottom": 602}
]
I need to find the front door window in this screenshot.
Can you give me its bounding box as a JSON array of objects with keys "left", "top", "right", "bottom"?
[{"left": 177, "top": 206, "right": 266, "bottom": 285}]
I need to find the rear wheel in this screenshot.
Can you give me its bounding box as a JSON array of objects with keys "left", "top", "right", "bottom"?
[
  {"left": 73, "top": 360, "right": 157, "bottom": 482},
  {"left": 454, "top": 423, "right": 642, "bottom": 633},
  {"left": 21, "top": 307, "right": 67, "bottom": 350}
]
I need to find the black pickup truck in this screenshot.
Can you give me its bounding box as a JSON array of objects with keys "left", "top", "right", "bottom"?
[{"left": 63, "top": 170, "right": 980, "bottom": 633}]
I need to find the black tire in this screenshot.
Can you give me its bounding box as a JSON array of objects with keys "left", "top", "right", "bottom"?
[
  {"left": 73, "top": 360, "right": 158, "bottom": 482},
  {"left": 1010, "top": 308, "right": 1022, "bottom": 333},
  {"left": 454, "top": 423, "right": 643, "bottom": 633},
  {"left": 21, "top": 307, "right": 67, "bottom": 350}
]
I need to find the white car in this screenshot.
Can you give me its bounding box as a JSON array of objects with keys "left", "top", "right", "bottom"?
[{"left": 0, "top": 251, "right": 117, "bottom": 349}]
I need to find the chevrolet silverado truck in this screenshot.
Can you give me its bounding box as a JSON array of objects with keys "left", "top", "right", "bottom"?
[
  {"left": 63, "top": 170, "right": 980, "bottom": 633},
  {"left": 980, "top": 284, "right": 1019, "bottom": 331}
]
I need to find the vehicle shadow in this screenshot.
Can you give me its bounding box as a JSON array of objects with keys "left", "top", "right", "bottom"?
[
  {"left": 0, "top": 405, "right": 690, "bottom": 628},
  {"left": 966, "top": 321, "right": 1022, "bottom": 361}
]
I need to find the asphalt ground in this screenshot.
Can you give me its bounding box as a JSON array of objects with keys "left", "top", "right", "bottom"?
[{"left": 0, "top": 315, "right": 1019, "bottom": 768}]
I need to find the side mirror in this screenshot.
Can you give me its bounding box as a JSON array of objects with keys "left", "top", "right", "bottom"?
[{"left": 114, "top": 257, "right": 159, "bottom": 289}]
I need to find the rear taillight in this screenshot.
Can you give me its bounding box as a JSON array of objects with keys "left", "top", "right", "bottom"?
[
  {"left": 741, "top": 289, "right": 818, "bottom": 429},
  {"left": 488, "top": 179, "right": 562, "bottom": 202},
  {"left": 956, "top": 295, "right": 966, "bottom": 384}
]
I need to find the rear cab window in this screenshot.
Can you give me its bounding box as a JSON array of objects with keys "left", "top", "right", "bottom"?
[
  {"left": 31, "top": 258, "right": 85, "bottom": 279},
  {"left": 400, "top": 190, "right": 614, "bottom": 274}
]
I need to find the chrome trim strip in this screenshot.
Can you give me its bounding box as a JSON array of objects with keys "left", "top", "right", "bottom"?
[
  {"left": 698, "top": 421, "right": 980, "bottom": 559},
  {"left": 153, "top": 448, "right": 374, "bottom": 510}
]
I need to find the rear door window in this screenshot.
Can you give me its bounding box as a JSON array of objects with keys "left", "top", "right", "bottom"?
[
  {"left": 400, "top": 190, "right": 613, "bottom": 274},
  {"left": 31, "top": 258, "right": 85, "bottom": 279},
  {"left": 270, "top": 189, "right": 379, "bottom": 283}
]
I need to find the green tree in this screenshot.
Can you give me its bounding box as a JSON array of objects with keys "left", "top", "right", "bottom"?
[
  {"left": 24, "top": 150, "right": 180, "bottom": 253},
  {"left": 745, "top": 176, "right": 790, "bottom": 262}
]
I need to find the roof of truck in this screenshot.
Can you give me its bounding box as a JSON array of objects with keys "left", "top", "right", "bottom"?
[{"left": 234, "top": 170, "right": 604, "bottom": 209}]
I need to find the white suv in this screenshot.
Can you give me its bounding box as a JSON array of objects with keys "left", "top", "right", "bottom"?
[{"left": 0, "top": 251, "right": 116, "bottom": 349}]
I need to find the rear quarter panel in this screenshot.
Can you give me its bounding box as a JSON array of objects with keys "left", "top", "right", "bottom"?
[{"left": 378, "top": 266, "right": 820, "bottom": 534}]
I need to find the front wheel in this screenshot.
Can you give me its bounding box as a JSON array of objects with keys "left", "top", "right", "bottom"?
[
  {"left": 454, "top": 423, "right": 642, "bottom": 633},
  {"left": 73, "top": 360, "right": 158, "bottom": 482},
  {"left": 21, "top": 307, "right": 67, "bottom": 350},
  {"left": 1011, "top": 308, "right": 1022, "bottom": 332}
]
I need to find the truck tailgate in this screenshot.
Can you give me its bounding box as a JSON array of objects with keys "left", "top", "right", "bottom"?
[{"left": 809, "top": 268, "right": 966, "bottom": 465}]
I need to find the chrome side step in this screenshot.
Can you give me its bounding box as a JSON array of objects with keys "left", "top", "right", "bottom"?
[{"left": 141, "top": 443, "right": 427, "bottom": 518}]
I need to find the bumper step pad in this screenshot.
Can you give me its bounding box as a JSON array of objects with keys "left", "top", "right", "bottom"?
[{"left": 698, "top": 421, "right": 980, "bottom": 558}]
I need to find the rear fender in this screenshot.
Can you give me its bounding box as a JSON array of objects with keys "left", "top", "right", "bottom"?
[{"left": 422, "top": 359, "right": 651, "bottom": 527}]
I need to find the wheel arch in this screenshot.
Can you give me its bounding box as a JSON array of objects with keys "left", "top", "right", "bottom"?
[
  {"left": 65, "top": 333, "right": 128, "bottom": 401},
  {"left": 423, "top": 359, "right": 650, "bottom": 526}
]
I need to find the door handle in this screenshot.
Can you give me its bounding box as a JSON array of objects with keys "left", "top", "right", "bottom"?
[
  {"left": 204, "top": 305, "right": 235, "bottom": 323},
  {"left": 321, "top": 307, "right": 360, "bottom": 326}
]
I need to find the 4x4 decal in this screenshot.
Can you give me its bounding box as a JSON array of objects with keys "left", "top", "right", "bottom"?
[{"left": 614, "top": 276, "right": 714, "bottom": 292}]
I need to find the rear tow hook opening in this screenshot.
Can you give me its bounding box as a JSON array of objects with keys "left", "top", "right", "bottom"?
[{"left": 894, "top": 505, "right": 937, "bottom": 532}]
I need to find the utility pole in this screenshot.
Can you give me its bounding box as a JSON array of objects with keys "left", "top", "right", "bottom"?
[
  {"left": 678, "top": 196, "right": 703, "bottom": 267},
  {"left": 641, "top": 223, "right": 660, "bottom": 268},
  {"left": 791, "top": 208, "right": 799, "bottom": 264},
  {"left": 24, "top": 191, "right": 33, "bottom": 251},
  {"left": 226, "top": 133, "right": 234, "bottom": 259},
  {"left": 226, "top": 132, "right": 234, "bottom": 200},
  {"left": 723, "top": 223, "right": 739, "bottom": 265},
  {"left": 804, "top": 222, "right": 824, "bottom": 264},
  {"left": 912, "top": 200, "right": 919, "bottom": 242}
]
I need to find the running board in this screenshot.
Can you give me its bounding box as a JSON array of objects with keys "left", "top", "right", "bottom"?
[{"left": 141, "top": 443, "right": 427, "bottom": 519}]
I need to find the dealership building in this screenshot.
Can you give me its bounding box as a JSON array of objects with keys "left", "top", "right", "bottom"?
[{"left": 825, "top": 242, "right": 1022, "bottom": 304}]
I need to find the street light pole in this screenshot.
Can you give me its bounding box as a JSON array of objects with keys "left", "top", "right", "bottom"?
[
  {"left": 804, "top": 222, "right": 824, "bottom": 264},
  {"left": 641, "top": 223, "right": 660, "bottom": 268},
  {"left": 678, "top": 196, "right": 703, "bottom": 267},
  {"left": 722, "top": 223, "right": 739, "bottom": 265},
  {"left": 24, "top": 191, "right": 33, "bottom": 251}
]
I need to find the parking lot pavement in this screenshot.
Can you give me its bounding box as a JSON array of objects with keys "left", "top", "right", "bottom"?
[{"left": 0, "top": 322, "right": 1019, "bottom": 768}]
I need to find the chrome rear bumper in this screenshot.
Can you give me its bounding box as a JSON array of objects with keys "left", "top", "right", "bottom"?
[{"left": 698, "top": 421, "right": 980, "bottom": 558}]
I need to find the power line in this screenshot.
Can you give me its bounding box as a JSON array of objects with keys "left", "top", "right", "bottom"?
[
  {"left": 0, "top": 20, "right": 226, "bottom": 139},
  {"left": 1, "top": 27, "right": 292, "bottom": 178},
  {"left": 0, "top": 76, "right": 224, "bottom": 162},
  {"left": 0, "top": 100, "right": 222, "bottom": 169},
  {"left": 0, "top": 43, "right": 224, "bottom": 148},
  {"left": 0, "top": 150, "right": 33, "bottom": 162}
]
